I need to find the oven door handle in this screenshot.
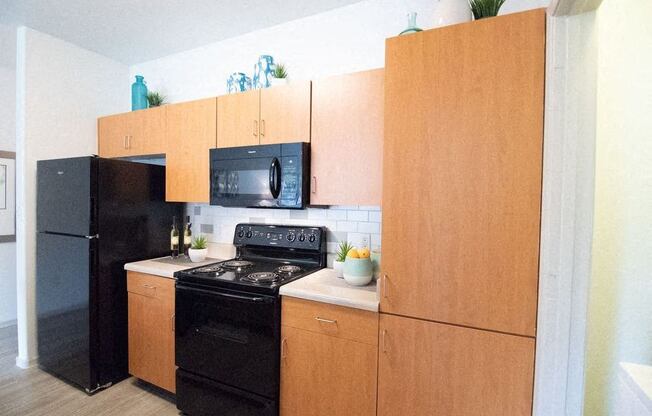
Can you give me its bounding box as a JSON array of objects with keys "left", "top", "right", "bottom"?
[
  {"left": 176, "top": 284, "right": 273, "bottom": 303},
  {"left": 269, "top": 157, "right": 281, "bottom": 199}
]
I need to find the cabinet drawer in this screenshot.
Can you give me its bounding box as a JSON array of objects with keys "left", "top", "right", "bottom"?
[
  {"left": 281, "top": 297, "right": 378, "bottom": 346},
  {"left": 127, "top": 271, "right": 174, "bottom": 300}
]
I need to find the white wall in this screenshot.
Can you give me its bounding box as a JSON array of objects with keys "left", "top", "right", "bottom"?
[
  {"left": 0, "top": 23, "right": 17, "bottom": 327},
  {"left": 131, "top": 0, "right": 549, "bottom": 101},
  {"left": 15, "top": 27, "right": 128, "bottom": 367},
  {"left": 584, "top": 0, "right": 652, "bottom": 414}
]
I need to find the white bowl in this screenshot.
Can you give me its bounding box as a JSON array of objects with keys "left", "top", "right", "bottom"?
[
  {"left": 343, "top": 272, "right": 373, "bottom": 287},
  {"left": 188, "top": 248, "right": 208, "bottom": 263}
]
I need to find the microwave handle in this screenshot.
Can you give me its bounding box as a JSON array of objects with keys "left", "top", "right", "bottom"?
[{"left": 269, "top": 157, "right": 281, "bottom": 199}]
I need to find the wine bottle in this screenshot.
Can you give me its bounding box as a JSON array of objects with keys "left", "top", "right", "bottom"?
[
  {"left": 171, "top": 216, "right": 180, "bottom": 258},
  {"left": 183, "top": 216, "right": 192, "bottom": 256}
]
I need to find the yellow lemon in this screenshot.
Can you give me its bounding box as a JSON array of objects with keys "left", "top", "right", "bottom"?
[
  {"left": 358, "top": 247, "right": 370, "bottom": 259},
  {"left": 347, "top": 248, "right": 360, "bottom": 258}
]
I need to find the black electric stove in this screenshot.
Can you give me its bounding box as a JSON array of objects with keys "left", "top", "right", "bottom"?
[{"left": 174, "top": 223, "right": 326, "bottom": 416}]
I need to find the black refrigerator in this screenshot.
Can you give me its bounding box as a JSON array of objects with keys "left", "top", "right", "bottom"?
[{"left": 36, "top": 156, "right": 182, "bottom": 394}]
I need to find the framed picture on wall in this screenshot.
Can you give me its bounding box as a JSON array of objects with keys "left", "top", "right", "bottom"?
[{"left": 0, "top": 151, "right": 16, "bottom": 243}]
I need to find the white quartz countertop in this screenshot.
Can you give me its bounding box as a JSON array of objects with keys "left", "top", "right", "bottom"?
[
  {"left": 124, "top": 256, "right": 222, "bottom": 278},
  {"left": 280, "top": 268, "right": 379, "bottom": 312}
]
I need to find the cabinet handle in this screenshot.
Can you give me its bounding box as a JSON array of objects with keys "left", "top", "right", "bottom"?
[
  {"left": 127, "top": 135, "right": 132, "bottom": 149},
  {"left": 281, "top": 338, "right": 288, "bottom": 359},
  {"left": 382, "top": 274, "right": 389, "bottom": 299},
  {"left": 315, "top": 316, "right": 337, "bottom": 325},
  {"left": 142, "top": 284, "right": 157, "bottom": 290},
  {"left": 253, "top": 120, "right": 258, "bottom": 137},
  {"left": 260, "top": 119, "right": 265, "bottom": 137},
  {"left": 311, "top": 176, "right": 317, "bottom": 194},
  {"left": 171, "top": 314, "right": 175, "bottom": 332},
  {"left": 123, "top": 135, "right": 128, "bottom": 149},
  {"left": 382, "top": 329, "right": 388, "bottom": 353}
]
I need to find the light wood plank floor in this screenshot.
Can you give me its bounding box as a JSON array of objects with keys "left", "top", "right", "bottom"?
[{"left": 0, "top": 325, "right": 179, "bottom": 416}]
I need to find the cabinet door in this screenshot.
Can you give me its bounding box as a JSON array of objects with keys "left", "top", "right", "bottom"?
[
  {"left": 98, "top": 113, "right": 130, "bottom": 158},
  {"left": 381, "top": 9, "right": 545, "bottom": 336},
  {"left": 166, "top": 98, "right": 217, "bottom": 202},
  {"left": 259, "top": 81, "right": 311, "bottom": 145},
  {"left": 128, "top": 275, "right": 175, "bottom": 393},
  {"left": 311, "top": 69, "right": 383, "bottom": 205},
  {"left": 132, "top": 106, "right": 167, "bottom": 155},
  {"left": 217, "top": 90, "right": 260, "bottom": 148},
  {"left": 378, "top": 314, "right": 535, "bottom": 416},
  {"left": 280, "top": 325, "right": 377, "bottom": 416}
]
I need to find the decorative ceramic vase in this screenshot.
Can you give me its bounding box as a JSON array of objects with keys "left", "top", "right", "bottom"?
[
  {"left": 188, "top": 248, "right": 208, "bottom": 263},
  {"left": 131, "top": 75, "right": 148, "bottom": 111},
  {"left": 343, "top": 258, "right": 373, "bottom": 286},
  {"left": 433, "top": 0, "right": 472, "bottom": 28},
  {"left": 333, "top": 260, "right": 345, "bottom": 278},
  {"left": 227, "top": 72, "right": 252, "bottom": 94},
  {"left": 253, "top": 55, "right": 275, "bottom": 89},
  {"left": 399, "top": 12, "right": 423, "bottom": 35},
  {"left": 270, "top": 77, "right": 288, "bottom": 87}
]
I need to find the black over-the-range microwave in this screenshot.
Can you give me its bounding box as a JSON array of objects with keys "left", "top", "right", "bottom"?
[{"left": 209, "top": 142, "right": 310, "bottom": 209}]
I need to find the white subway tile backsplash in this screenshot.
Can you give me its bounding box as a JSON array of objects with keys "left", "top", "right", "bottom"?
[
  {"left": 336, "top": 221, "right": 358, "bottom": 232},
  {"left": 190, "top": 204, "right": 382, "bottom": 253},
  {"left": 347, "top": 210, "right": 368, "bottom": 222},
  {"left": 358, "top": 222, "right": 380, "bottom": 234}
]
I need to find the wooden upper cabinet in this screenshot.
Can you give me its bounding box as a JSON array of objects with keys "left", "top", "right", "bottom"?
[
  {"left": 310, "top": 69, "right": 384, "bottom": 206},
  {"left": 377, "top": 314, "right": 535, "bottom": 416},
  {"left": 98, "top": 112, "right": 131, "bottom": 158},
  {"left": 165, "top": 98, "right": 217, "bottom": 202},
  {"left": 259, "top": 80, "right": 311, "bottom": 145},
  {"left": 98, "top": 107, "right": 166, "bottom": 158},
  {"left": 217, "top": 90, "right": 260, "bottom": 148},
  {"left": 380, "top": 9, "right": 546, "bottom": 336}
]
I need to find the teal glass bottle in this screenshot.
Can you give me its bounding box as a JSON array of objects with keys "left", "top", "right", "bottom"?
[{"left": 131, "top": 75, "right": 148, "bottom": 111}]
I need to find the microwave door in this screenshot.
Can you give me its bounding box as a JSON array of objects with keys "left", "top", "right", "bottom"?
[{"left": 211, "top": 157, "right": 278, "bottom": 208}]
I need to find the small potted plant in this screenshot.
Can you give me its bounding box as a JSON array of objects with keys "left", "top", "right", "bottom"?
[
  {"left": 270, "top": 63, "right": 288, "bottom": 86},
  {"left": 188, "top": 235, "right": 208, "bottom": 263},
  {"left": 469, "top": 0, "right": 506, "bottom": 19},
  {"left": 333, "top": 241, "right": 353, "bottom": 278},
  {"left": 147, "top": 91, "right": 166, "bottom": 107}
]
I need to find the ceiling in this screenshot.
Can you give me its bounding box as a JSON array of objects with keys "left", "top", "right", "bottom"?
[{"left": 0, "top": 0, "right": 363, "bottom": 64}]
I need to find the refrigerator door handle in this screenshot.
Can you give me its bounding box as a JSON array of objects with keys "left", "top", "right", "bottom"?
[{"left": 85, "top": 234, "right": 99, "bottom": 240}]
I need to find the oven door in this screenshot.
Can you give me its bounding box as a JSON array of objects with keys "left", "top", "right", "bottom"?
[{"left": 175, "top": 283, "right": 280, "bottom": 399}]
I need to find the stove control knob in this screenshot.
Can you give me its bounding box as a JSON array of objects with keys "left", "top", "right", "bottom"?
[
  {"left": 308, "top": 234, "right": 316, "bottom": 243},
  {"left": 237, "top": 230, "right": 245, "bottom": 238},
  {"left": 246, "top": 231, "right": 253, "bottom": 238},
  {"left": 287, "top": 233, "right": 296, "bottom": 242},
  {"left": 298, "top": 234, "right": 306, "bottom": 242}
]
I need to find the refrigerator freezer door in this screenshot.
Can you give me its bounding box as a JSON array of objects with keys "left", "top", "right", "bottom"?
[
  {"left": 37, "top": 157, "right": 95, "bottom": 236},
  {"left": 36, "top": 232, "right": 96, "bottom": 392}
]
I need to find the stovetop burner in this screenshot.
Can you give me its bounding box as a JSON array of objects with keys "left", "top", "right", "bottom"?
[
  {"left": 242, "top": 272, "right": 280, "bottom": 283},
  {"left": 194, "top": 265, "right": 224, "bottom": 274},
  {"left": 276, "top": 265, "right": 302, "bottom": 274},
  {"left": 222, "top": 260, "right": 254, "bottom": 268}
]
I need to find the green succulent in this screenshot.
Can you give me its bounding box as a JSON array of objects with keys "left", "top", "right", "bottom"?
[
  {"left": 191, "top": 235, "right": 207, "bottom": 250},
  {"left": 335, "top": 241, "right": 354, "bottom": 262},
  {"left": 147, "top": 91, "right": 166, "bottom": 107},
  {"left": 272, "top": 63, "right": 288, "bottom": 79},
  {"left": 469, "top": 0, "right": 507, "bottom": 19}
]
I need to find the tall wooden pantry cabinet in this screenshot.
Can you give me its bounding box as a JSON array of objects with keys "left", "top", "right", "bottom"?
[{"left": 379, "top": 9, "right": 546, "bottom": 415}]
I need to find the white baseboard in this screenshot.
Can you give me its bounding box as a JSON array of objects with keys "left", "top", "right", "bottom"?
[
  {"left": 15, "top": 355, "right": 38, "bottom": 369},
  {"left": 0, "top": 319, "right": 17, "bottom": 329}
]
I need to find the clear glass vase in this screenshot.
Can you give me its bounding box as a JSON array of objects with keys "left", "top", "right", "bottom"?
[{"left": 399, "top": 12, "right": 423, "bottom": 36}]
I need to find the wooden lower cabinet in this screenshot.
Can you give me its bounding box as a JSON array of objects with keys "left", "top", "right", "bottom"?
[
  {"left": 280, "top": 297, "right": 378, "bottom": 416},
  {"left": 377, "top": 314, "right": 535, "bottom": 416},
  {"left": 127, "top": 272, "right": 176, "bottom": 393}
]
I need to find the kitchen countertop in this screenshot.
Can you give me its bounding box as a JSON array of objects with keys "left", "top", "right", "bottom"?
[
  {"left": 280, "top": 268, "right": 379, "bottom": 312},
  {"left": 124, "top": 256, "right": 223, "bottom": 278}
]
